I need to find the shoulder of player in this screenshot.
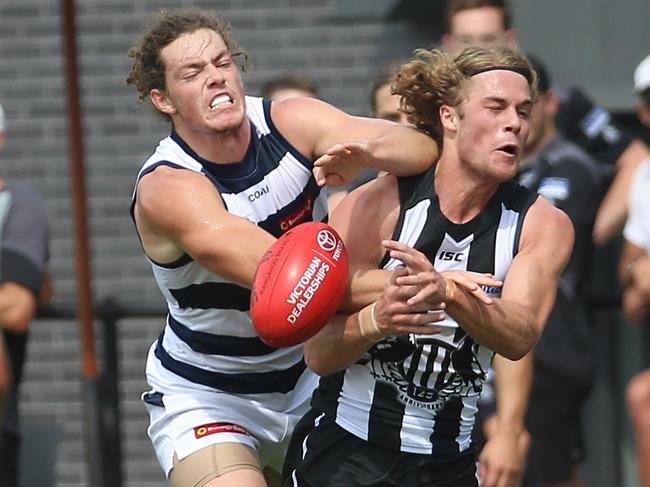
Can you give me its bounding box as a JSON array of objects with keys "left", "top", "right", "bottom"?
[
  {"left": 329, "top": 175, "right": 399, "bottom": 239},
  {"left": 136, "top": 166, "right": 223, "bottom": 222},
  {"left": 520, "top": 196, "right": 574, "bottom": 256}
]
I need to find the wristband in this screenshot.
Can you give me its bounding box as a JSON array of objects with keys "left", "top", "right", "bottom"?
[
  {"left": 445, "top": 278, "right": 458, "bottom": 302},
  {"left": 358, "top": 302, "right": 385, "bottom": 342}
]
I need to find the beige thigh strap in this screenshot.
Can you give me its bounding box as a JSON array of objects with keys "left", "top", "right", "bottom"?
[{"left": 170, "top": 442, "right": 263, "bottom": 487}]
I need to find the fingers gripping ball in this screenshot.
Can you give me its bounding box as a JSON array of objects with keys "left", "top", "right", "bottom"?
[{"left": 250, "top": 222, "right": 348, "bottom": 347}]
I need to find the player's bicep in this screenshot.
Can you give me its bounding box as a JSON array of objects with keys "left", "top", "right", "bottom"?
[
  {"left": 136, "top": 167, "right": 275, "bottom": 286},
  {"left": 501, "top": 199, "right": 574, "bottom": 334},
  {"left": 329, "top": 177, "right": 398, "bottom": 309}
]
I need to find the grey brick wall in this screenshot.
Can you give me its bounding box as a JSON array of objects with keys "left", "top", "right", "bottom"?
[
  {"left": 1, "top": 1, "right": 431, "bottom": 485},
  {"left": 2, "top": 0, "right": 649, "bottom": 485}
]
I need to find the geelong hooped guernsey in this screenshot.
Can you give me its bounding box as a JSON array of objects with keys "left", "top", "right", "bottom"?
[
  {"left": 131, "top": 96, "right": 327, "bottom": 407},
  {"left": 312, "top": 164, "right": 538, "bottom": 454}
]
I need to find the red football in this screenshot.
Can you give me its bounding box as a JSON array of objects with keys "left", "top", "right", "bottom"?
[{"left": 250, "top": 221, "right": 349, "bottom": 348}]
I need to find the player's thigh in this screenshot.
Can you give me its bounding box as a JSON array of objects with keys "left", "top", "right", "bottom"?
[{"left": 170, "top": 442, "right": 265, "bottom": 487}]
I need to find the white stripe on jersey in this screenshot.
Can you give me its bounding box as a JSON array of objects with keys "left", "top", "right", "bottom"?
[
  {"left": 494, "top": 204, "right": 518, "bottom": 281},
  {"left": 385, "top": 199, "right": 430, "bottom": 269},
  {"left": 221, "top": 152, "right": 312, "bottom": 224}
]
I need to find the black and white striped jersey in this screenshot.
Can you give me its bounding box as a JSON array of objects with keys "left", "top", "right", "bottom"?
[
  {"left": 131, "top": 96, "right": 326, "bottom": 408},
  {"left": 312, "top": 164, "right": 538, "bottom": 454}
]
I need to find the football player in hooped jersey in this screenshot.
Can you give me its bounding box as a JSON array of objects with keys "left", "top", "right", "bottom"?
[
  {"left": 282, "top": 46, "right": 574, "bottom": 487},
  {"left": 126, "top": 8, "right": 442, "bottom": 487}
]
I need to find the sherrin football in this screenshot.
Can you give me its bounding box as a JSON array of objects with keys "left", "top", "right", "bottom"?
[{"left": 250, "top": 221, "right": 348, "bottom": 348}]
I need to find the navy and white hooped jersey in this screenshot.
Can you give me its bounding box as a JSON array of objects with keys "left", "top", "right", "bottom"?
[
  {"left": 131, "top": 96, "right": 327, "bottom": 405},
  {"left": 312, "top": 163, "right": 538, "bottom": 455}
]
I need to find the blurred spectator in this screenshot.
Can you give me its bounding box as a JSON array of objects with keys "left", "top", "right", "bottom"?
[
  {"left": 369, "top": 64, "right": 410, "bottom": 126},
  {"left": 517, "top": 56, "right": 606, "bottom": 487},
  {"left": 260, "top": 72, "right": 319, "bottom": 102},
  {"left": 0, "top": 102, "right": 5, "bottom": 151},
  {"left": 442, "top": 0, "right": 650, "bottom": 246},
  {"left": 0, "top": 100, "right": 51, "bottom": 487},
  {"left": 618, "top": 53, "right": 650, "bottom": 487}
]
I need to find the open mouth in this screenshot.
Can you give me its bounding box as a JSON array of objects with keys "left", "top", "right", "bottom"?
[
  {"left": 497, "top": 143, "right": 518, "bottom": 156},
  {"left": 210, "top": 93, "right": 233, "bottom": 110}
]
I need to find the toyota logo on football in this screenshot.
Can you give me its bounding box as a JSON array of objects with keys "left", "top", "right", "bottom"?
[{"left": 317, "top": 229, "right": 337, "bottom": 252}]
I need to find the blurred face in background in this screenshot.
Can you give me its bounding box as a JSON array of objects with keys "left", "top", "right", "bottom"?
[
  {"left": 373, "top": 83, "right": 411, "bottom": 126},
  {"left": 268, "top": 88, "right": 316, "bottom": 102},
  {"left": 443, "top": 7, "right": 516, "bottom": 54},
  {"left": 523, "top": 90, "right": 559, "bottom": 159}
]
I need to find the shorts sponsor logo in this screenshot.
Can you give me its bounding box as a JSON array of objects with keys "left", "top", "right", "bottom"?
[{"left": 193, "top": 422, "right": 249, "bottom": 439}]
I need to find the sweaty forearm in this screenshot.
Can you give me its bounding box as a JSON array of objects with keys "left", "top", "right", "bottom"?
[
  {"left": 445, "top": 285, "right": 537, "bottom": 360},
  {"left": 304, "top": 312, "right": 373, "bottom": 376}
]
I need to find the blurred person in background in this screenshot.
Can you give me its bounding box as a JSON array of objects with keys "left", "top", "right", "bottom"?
[
  {"left": 327, "top": 64, "right": 410, "bottom": 213},
  {"left": 515, "top": 56, "right": 606, "bottom": 487},
  {"left": 618, "top": 53, "right": 650, "bottom": 487},
  {"left": 442, "top": 0, "right": 649, "bottom": 246},
  {"left": 0, "top": 100, "right": 51, "bottom": 487},
  {"left": 126, "top": 7, "right": 439, "bottom": 487},
  {"left": 260, "top": 72, "right": 319, "bottom": 102}
]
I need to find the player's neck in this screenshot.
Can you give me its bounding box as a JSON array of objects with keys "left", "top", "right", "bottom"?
[
  {"left": 176, "top": 121, "right": 251, "bottom": 164},
  {"left": 434, "top": 157, "right": 499, "bottom": 224}
]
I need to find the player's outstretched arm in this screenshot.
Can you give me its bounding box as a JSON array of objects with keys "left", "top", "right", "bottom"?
[
  {"left": 271, "top": 97, "right": 438, "bottom": 186},
  {"left": 446, "top": 197, "right": 573, "bottom": 360},
  {"left": 134, "top": 166, "right": 276, "bottom": 288}
]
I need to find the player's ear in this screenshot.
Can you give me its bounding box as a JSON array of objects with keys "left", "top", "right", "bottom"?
[
  {"left": 150, "top": 89, "right": 176, "bottom": 116},
  {"left": 440, "top": 105, "right": 458, "bottom": 131}
]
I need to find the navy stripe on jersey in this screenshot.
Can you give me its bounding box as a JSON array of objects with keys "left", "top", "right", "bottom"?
[
  {"left": 257, "top": 179, "right": 321, "bottom": 237},
  {"left": 171, "top": 129, "right": 259, "bottom": 183},
  {"left": 154, "top": 334, "right": 306, "bottom": 394},
  {"left": 154, "top": 253, "right": 193, "bottom": 269},
  {"left": 168, "top": 315, "right": 276, "bottom": 356},
  {"left": 170, "top": 282, "right": 251, "bottom": 311}
]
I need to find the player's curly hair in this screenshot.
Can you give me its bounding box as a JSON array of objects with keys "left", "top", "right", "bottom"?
[
  {"left": 126, "top": 8, "right": 249, "bottom": 105},
  {"left": 392, "top": 45, "right": 538, "bottom": 146}
]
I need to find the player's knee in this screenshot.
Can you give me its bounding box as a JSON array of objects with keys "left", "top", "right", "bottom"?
[{"left": 626, "top": 371, "right": 650, "bottom": 427}]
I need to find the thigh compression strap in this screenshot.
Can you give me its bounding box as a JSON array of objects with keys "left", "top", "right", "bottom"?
[{"left": 170, "top": 442, "right": 262, "bottom": 487}]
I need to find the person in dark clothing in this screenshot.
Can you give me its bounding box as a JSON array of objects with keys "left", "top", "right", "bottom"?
[{"left": 516, "top": 56, "right": 607, "bottom": 487}]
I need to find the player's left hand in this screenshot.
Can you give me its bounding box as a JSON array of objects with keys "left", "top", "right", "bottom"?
[
  {"left": 382, "top": 240, "right": 502, "bottom": 305},
  {"left": 478, "top": 416, "right": 530, "bottom": 487},
  {"left": 312, "top": 141, "right": 369, "bottom": 187}
]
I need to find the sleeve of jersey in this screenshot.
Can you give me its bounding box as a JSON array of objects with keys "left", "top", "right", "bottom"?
[
  {"left": 0, "top": 191, "right": 49, "bottom": 295},
  {"left": 555, "top": 88, "right": 635, "bottom": 166}
]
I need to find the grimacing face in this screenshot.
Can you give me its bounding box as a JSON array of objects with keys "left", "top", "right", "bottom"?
[
  {"left": 151, "top": 28, "right": 247, "bottom": 137},
  {"left": 452, "top": 69, "right": 532, "bottom": 182}
]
